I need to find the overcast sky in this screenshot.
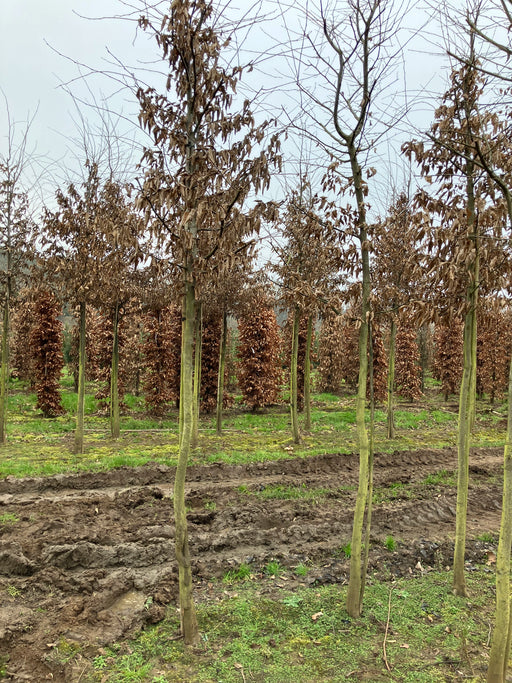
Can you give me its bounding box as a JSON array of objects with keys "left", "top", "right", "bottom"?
[{"left": 1, "top": 0, "right": 467, "bottom": 214}]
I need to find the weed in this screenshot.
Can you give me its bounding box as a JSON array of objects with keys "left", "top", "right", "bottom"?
[
  {"left": 340, "top": 542, "right": 351, "bottom": 559},
  {"left": 0, "top": 512, "right": 18, "bottom": 525},
  {"left": 223, "top": 563, "right": 252, "bottom": 582},
  {"left": 477, "top": 531, "right": 496, "bottom": 543},
  {"left": 264, "top": 559, "right": 284, "bottom": 577},
  {"left": 384, "top": 535, "right": 397, "bottom": 551},
  {"left": 6, "top": 585, "right": 21, "bottom": 598},
  {"left": 295, "top": 563, "right": 309, "bottom": 577},
  {"left": 422, "top": 469, "right": 456, "bottom": 486},
  {"left": 256, "top": 483, "right": 329, "bottom": 502},
  {"left": 204, "top": 500, "right": 217, "bottom": 511}
]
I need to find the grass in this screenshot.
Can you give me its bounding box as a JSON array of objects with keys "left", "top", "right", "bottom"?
[
  {"left": 0, "top": 377, "right": 507, "bottom": 479},
  {"left": 83, "top": 565, "right": 496, "bottom": 682}
]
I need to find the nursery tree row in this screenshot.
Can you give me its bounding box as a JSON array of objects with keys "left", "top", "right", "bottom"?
[{"left": 3, "top": 0, "right": 512, "bottom": 676}]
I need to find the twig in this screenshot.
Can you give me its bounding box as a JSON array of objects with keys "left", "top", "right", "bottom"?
[{"left": 383, "top": 587, "right": 393, "bottom": 673}]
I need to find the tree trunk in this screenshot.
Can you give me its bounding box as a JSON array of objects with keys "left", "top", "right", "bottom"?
[
  {"left": 360, "top": 321, "right": 375, "bottom": 606},
  {"left": 386, "top": 318, "right": 397, "bottom": 439},
  {"left": 453, "top": 157, "right": 478, "bottom": 597},
  {"left": 216, "top": 310, "right": 227, "bottom": 435},
  {"left": 0, "top": 299, "right": 9, "bottom": 444},
  {"left": 110, "top": 302, "right": 120, "bottom": 439},
  {"left": 290, "top": 306, "right": 301, "bottom": 444},
  {"left": 346, "top": 150, "right": 371, "bottom": 618},
  {"left": 191, "top": 302, "right": 202, "bottom": 449},
  {"left": 174, "top": 280, "right": 200, "bottom": 645},
  {"left": 304, "top": 315, "right": 313, "bottom": 432},
  {"left": 74, "top": 301, "right": 86, "bottom": 455},
  {"left": 487, "top": 352, "right": 512, "bottom": 682}
]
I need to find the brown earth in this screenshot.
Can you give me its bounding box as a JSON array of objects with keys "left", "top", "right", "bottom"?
[{"left": 0, "top": 446, "right": 504, "bottom": 682}]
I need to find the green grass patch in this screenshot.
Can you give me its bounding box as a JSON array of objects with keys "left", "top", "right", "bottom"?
[
  {"left": 255, "top": 483, "right": 330, "bottom": 502},
  {"left": 422, "top": 469, "right": 456, "bottom": 487},
  {"left": 87, "top": 567, "right": 495, "bottom": 682}
]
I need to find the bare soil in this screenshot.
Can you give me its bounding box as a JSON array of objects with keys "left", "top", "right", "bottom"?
[{"left": 0, "top": 446, "right": 504, "bottom": 682}]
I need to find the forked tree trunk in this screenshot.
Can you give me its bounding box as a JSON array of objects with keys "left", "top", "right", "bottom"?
[
  {"left": 191, "top": 302, "right": 202, "bottom": 449},
  {"left": 0, "top": 299, "right": 9, "bottom": 444},
  {"left": 290, "top": 306, "right": 301, "bottom": 444},
  {"left": 386, "top": 318, "right": 397, "bottom": 439},
  {"left": 174, "top": 280, "right": 200, "bottom": 645},
  {"left": 346, "top": 151, "right": 371, "bottom": 619},
  {"left": 216, "top": 310, "right": 227, "bottom": 435},
  {"left": 304, "top": 315, "right": 313, "bottom": 432},
  {"left": 74, "top": 301, "right": 86, "bottom": 455},
  {"left": 487, "top": 351, "right": 512, "bottom": 682},
  {"left": 110, "top": 302, "right": 120, "bottom": 439}
]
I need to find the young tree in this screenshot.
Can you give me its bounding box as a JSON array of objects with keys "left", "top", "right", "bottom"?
[
  {"left": 94, "top": 180, "right": 144, "bottom": 438},
  {"left": 404, "top": 49, "right": 508, "bottom": 595},
  {"left": 29, "top": 290, "right": 65, "bottom": 417},
  {"left": 43, "top": 162, "right": 103, "bottom": 454},
  {"left": 291, "top": 0, "right": 409, "bottom": 616},
  {"left": 142, "top": 305, "right": 181, "bottom": 416},
  {"left": 372, "top": 192, "right": 424, "bottom": 436},
  {"left": 237, "top": 287, "right": 283, "bottom": 411},
  {"left": 136, "top": 0, "right": 280, "bottom": 643},
  {"left": 0, "top": 115, "right": 35, "bottom": 443},
  {"left": 272, "top": 180, "right": 341, "bottom": 443},
  {"left": 316, "top": 308, "right": 345, "bottom": 394}
]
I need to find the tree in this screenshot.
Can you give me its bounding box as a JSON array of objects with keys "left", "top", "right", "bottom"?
[
  {"left": 237, "top": 287, "right": 283, "bottom": 411},
  {"left": 0, "top": 111, "right": 35, "bottom": 443},
  {"left": 477, "top": 299, "right": 512, "bottom": 403},
  {"left": 136, "top": 0, "right": 280, "bottom": 643},
  {"left": 372, "top": 192, "right": 424, "bottom": 436},
  {"left": 404, "top": 47, "right": 508, "bottom": 595},
  {"left": 394, "top": 316, "right": 423, "bottom": 401},
  {"left": 291, "top": 0, "right": 408, "bottom": 616},
  {"left": 272, "top": 179, "right": 341, "bottom": 443},
  {"left": 142, "top": 305, "right": 181, "bottom": 416},
  {"left": 29, "top": 290, "right": 65, "bottom": 417},
  {"left": 316, "top": 308, "right": 345, "bottom": 394},
  {"left": 93, "top": 180, "right": 144, "bottom": 438},
  {"left": 43, "top": 162, "right": 103, "bottom": 454}
]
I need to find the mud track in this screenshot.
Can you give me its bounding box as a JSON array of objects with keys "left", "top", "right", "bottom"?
[{"left": 0, "top": 446, "right": 504, "bottom": 681}]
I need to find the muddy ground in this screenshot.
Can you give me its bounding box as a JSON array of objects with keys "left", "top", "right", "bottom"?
[{"left": 0, "top": 446, "right": 504, "bottom": 681}]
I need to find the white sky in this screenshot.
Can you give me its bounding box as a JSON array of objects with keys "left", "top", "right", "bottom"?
[{"left": 0, "top": 0, "right": 470, "bottom": 215}]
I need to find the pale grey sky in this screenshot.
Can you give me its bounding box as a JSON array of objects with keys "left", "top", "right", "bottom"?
[{"left": 0, "top": 0, "right": 466, "bottom": 212}]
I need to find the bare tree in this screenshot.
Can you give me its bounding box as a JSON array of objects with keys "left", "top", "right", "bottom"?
[
  {"left": 0, "top": 104, "right": 36, "bottom": 443},
  {"left": 285, "top": 0, "right": 409, "bottom": 617}
]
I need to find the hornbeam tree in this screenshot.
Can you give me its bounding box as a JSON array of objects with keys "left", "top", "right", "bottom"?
[
  {"left": 316, "top": 308, "right": 345, "bottom": 394},
  {"left": 136, "top": 0, "right": 280, "bottom": 643},
  {"left": 477, "top": 299, "right": 512, "bottom": 403}
]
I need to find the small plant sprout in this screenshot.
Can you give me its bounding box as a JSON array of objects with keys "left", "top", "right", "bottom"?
[
  {"left": 0, "top": 513, "right": 18, "bottom": 525},
  {"left": 341, "top": 542, "right": 351, "bottom": 559},
  {"left": 384, "top": 535, "right": 397, "bottom": 551},
  {"left": 223, "top": 563, "right": 252, "bottom": 583},
  {"left": 264, "top": 560, "right": 284, "bottom": 577},
  {"left": 295, "top": 563, "right": 308, "bottom": 577}
]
